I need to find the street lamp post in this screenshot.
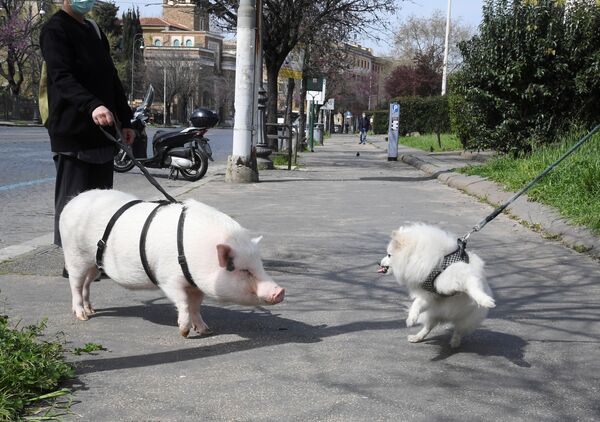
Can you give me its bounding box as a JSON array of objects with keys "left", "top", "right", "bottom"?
[
  {"left": 441, "top": 0, "right": 452, "bottom": 96},
  {"left": 130, "top": 34, "right": 144, "bottom": 106}
]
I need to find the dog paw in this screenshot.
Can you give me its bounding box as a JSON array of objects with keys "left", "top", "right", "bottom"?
[
  {"left": 477, "top": 296, "right": 496, "bottom": 308},
  {"left": 408, "top": 334, "right": 423, "bottom": 343}
]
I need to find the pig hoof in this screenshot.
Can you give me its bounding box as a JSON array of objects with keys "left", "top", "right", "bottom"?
[
  {"left": 196, "top": 326, "right": 213, "bottom": 337},
  {"left": 73, "top": 309, "right": 89, "bottom": 321},
  {"left": 180, "top": 328, "right": 190, "bottom": 338}
]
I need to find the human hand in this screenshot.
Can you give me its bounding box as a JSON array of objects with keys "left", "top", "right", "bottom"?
[
  {"left": 92, "top": 106, "right": 114, "bottom": 126},
  {"left": 121, "top": 128, "right": 136, "bottom": 145}
]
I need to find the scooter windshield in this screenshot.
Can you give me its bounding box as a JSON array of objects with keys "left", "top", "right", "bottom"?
[{"left": 142, "top": 85, "right": 154, "bottom": 109}]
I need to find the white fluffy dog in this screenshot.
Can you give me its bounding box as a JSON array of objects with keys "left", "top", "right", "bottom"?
[{"left": 379, "top": 223, "right": 495, "bottom": 348}]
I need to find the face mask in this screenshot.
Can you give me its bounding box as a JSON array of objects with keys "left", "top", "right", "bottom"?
[{"left": 70, "top": 0, "right": 96, "bottom": 15}]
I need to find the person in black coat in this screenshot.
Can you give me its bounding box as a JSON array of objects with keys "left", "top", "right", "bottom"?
[
  {"left": 358, "top": 113, "right": 370, "bottom": 144},
  {"left": 40, "top": 0, "right": 135, "bottom": 247}
]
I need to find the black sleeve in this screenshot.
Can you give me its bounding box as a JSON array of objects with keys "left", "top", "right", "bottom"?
[
  {"left": 100, "top": 31, "right": 133, "bottom": 129},
  {"left": 40, "top": 24, "right": 104, "bottom": 116}
]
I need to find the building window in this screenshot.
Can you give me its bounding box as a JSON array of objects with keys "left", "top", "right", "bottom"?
[
  {"left": 173, "top": 39, "right": 180, "bottom": 47},
  {"left": 153, "top": 38, "right": 162, "bottom": 46},
  {"left": 185, "top": 38, "right": 193, "bottom": 47}
]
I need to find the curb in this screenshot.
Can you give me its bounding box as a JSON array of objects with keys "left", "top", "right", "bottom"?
[{"left": 399, "top": 153, "right": 600, "bottom": 260}]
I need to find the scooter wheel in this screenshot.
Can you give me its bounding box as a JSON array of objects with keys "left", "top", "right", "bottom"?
[
  {"left": 113, "top": 150, "right": 135, "bottom": 173},
  {"left": 180, "top": 150, "right": 208, "bottom": 181}
]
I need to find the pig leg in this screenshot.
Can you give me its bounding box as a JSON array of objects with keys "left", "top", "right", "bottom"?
[
  {"left": 82, "top": 269, "right": 99, "bottom": 316},
  {"left": 161, "top": 283, "right": 193, "bottom": 337},
  {"left": 69, "top": 266, "right": 97, "bottom": 321},
  {"left": 186, "top": 287, "right": 213, "bottom": 336}
]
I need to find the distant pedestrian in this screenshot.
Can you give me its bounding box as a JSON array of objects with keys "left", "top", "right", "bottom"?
[
  {"left": 40, "top": 0, "right": 135, "bottom": 247},
  {"left": 358, "top": 113, "right": 370, "bottom": 144}
]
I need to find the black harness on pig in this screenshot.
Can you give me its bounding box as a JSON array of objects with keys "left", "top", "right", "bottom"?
[{"left": 95, "top": 200, "right": 198, "bottom": 288}]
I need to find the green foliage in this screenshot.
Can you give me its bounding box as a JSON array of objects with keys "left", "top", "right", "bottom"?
[
  {"left": 0, "top": 315, "right": 74, "bottom": 420},
  {"left": 461, "top": 130, "right": 600, "bottom": 234},
  {"left": 389, "top": 96, "right": 450, "bottom": 136},
  {"left": 72, "top": 343, "right": 106, "bottom": 356},
  {"left": 371, "top": 109, "right": 389, "bottom": 134},
  {"left": 454, "top": 0, "right": 600, "bottom": 153}
]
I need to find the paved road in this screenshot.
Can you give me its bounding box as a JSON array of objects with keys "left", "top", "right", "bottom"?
[
  {"left": 0, "top": 126, "right": 232, "bottom": 249},
  {"left": 0, "top": 134, "right": 598, "bottom": 421}
]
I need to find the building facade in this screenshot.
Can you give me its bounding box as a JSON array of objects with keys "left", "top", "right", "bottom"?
[{"left": 139, "top": 0, "right": 236, "bottom": 124}]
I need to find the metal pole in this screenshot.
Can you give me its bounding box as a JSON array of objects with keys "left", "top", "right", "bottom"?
[
  {"left": 163, "top": 67, "right": 167, "bottom": 127},
  {"left": 441, "top": 0, "right": 452, "bottom": 96},
  {"left": 232, "top": 0, "right": 256, "bottom": 157},
  {"left": 130, "top": 37, "right": 135, "bottom": 105}
]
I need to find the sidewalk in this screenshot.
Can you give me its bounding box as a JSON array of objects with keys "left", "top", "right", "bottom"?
[
  {"left": 1, "top": 134, "right": 599, "bottom": 421},
  {"left": 366, "top": 134, "right": 600, "bottom": 259}
]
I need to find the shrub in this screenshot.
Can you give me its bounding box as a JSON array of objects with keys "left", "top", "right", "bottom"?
[
  {"left": 454, "top": 0, "right": 600, "bottom": 153},
  {"left": 371, "top": 109, "right": 389, "bottom": 134},
  {"left": 388, "top": 96, "right": 450, "bottom": 136},
  {"left": 0, "top": 315, "right": 74, "bottom": 420}
]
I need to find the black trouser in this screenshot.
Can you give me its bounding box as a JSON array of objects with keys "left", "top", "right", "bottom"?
[{"left": 53, "top": 154, "right": 113, "bottom": 246}]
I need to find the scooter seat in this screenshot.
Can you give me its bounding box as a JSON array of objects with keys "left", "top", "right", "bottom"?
[{"left": 153, "top": 129, "right": 186, "bottom": 143}]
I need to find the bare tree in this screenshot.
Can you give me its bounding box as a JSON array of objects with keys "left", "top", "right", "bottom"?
[
  {"left": 206, "top": 0, "right": 397, "bottom": 128},
  {"left": 146, "top": 51, "right": 204, "bottom": 125},
  {"left": 0, "top": 0, "right": 46, "bottom": 103},
  {"left": 394, "top": 10, "right": 474, "bottom": 74}
]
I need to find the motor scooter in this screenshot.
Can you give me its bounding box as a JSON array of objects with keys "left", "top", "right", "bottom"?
[{"left": 114, "top": 85, "right": 219, "bottom": 181}]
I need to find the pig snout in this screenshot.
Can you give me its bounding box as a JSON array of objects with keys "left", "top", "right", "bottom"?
[
  {"left": 269, "top": 287, "right": 285, "bottom": 304},
  {"left": 256, "top": 281, "right": 285, "bottom": 305}
]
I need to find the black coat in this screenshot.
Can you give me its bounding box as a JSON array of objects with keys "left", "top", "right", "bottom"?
[
  {"left": 40, "top": 11, "right": 132, "bottom": 152},
  {"left": 358, "top": 116, "right": 370, "bottom": 130}
]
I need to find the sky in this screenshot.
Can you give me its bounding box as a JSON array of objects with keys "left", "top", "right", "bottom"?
[{"left": 111, "top": 0, "right": 485, "bottom": 56}]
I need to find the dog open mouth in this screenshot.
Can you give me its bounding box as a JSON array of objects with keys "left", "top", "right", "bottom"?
[{"left": 377, "top": 265, "right": 389, "bottom": 274}]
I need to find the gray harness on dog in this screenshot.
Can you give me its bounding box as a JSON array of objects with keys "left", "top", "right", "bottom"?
[
  {"left": 95, "top": 200, "right": 198, "bottom": 288},
  {"left": 422, "top": 239, "right": 469, "bottom": 297}
]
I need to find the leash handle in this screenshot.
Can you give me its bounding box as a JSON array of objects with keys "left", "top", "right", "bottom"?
[
  {"left": 98, "top": 122, "right": 178, "bottom": 204},
  {"left": 463, "top": 121, "right": 600, "bottom": 241}
]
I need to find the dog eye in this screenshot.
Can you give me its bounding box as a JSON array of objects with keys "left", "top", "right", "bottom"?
[{"left": 387, "top": 254, "right": 391, "bottom": 257}]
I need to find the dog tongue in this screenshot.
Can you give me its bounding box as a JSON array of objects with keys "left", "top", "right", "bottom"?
[{"left": 377, "top": 266, "right": 388, "bottom": 274}]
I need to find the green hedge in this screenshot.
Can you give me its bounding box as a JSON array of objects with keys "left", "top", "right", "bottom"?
[
  {"left": 371, "top": 110, "right": 389, "bottom": 134},
  {"left": 366, "top": 97, "right": 450, "bottom": 136}
]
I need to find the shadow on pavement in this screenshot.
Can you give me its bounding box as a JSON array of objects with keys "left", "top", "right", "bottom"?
[
  {"left": 74, "top": 303, "right": 402, "bottom": 376},
  {"left": 426, "top": 329, "right": 531, "bottom": 368}
]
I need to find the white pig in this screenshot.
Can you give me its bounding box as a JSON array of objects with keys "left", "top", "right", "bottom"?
[{"left": 60, "top": 189, "right": 285, "bottom": 337}]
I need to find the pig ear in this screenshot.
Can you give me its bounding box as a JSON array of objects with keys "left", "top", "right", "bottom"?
[
  {"left": 251, "top": 236, "right": 263, "bottom": 245},
  {"left": 216, "top": 244, "right": 234, "bottom": 271}
]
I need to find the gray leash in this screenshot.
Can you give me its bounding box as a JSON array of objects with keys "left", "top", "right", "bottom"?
[{"left": 461, "top": 122, "right": 600, "bottom": 243}]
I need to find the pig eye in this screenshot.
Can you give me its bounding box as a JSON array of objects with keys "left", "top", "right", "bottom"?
[{"left": 226, "top": 256, "right": 235, "bottom": 272}]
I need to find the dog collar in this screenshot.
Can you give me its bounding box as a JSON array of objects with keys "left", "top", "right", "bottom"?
[{"left": 422, "top": 239, "right": 469, "bottom": 297}]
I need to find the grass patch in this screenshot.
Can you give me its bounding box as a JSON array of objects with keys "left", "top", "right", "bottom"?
[
  {"left": 460, "top": 131, "right": 600, "bottom": 235},
  {"left": 0, "top": 315, "right": 74, "bottom": 421},
  {"left": 399, "top": 133, "right": 463, "bottom": 152}
]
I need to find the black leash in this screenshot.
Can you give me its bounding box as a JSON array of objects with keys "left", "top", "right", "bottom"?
[
  {"left": 99, "top": 124, "right": 177, "bottom": 203},
  {"left": 461, "top": 122, "right": 600, "bottom": 244}
]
